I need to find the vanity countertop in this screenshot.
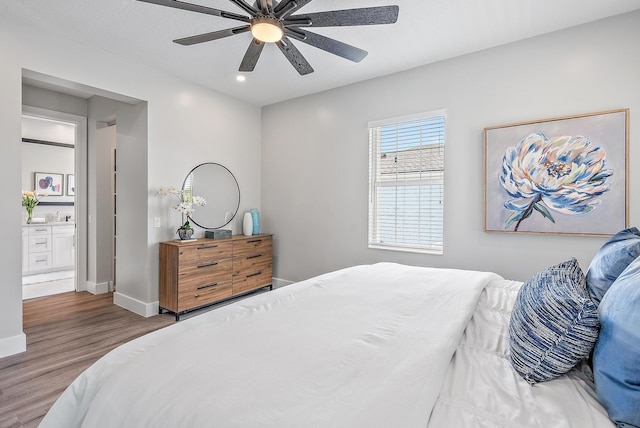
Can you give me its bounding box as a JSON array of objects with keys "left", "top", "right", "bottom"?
[{"left": 23, "top": 222, "right": 75, "bottom": 227}]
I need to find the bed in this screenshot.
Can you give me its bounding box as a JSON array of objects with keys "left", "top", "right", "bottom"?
[{"left": 40, "top": 262, "right": 615, "bottom": 427}]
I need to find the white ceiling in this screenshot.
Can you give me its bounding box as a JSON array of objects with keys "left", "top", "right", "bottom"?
[{"left": 2, "top": 0, "right": 639, "bottom": 106}]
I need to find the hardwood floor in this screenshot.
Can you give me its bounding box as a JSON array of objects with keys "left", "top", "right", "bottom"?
[{"left": 0, "top": 292, "right": 175, "bottom": 428}]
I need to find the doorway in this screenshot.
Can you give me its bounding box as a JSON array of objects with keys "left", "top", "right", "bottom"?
[{"left": 21, "top": 114, "right": 78, "bottom": 299}]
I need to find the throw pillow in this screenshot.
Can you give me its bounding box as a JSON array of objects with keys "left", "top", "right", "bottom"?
[
  {"left": 593, "top": 256, "right": 640, "bottom": 428},
  {"left": 509, "top": 258, "right": 599, "bottom": 384},
  {"left": 586, "top": 227, "right": 640, "bottom": 306}
]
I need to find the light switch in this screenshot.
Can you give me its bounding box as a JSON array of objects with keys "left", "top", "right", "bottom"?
[{"left": 154, "top": 217, "right": 161, "bottom": 228}]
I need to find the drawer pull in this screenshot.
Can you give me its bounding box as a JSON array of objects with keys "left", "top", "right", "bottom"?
[
  {"left": 197, "top": 245, "right": 219, "bottom": 249},
  {"left": 197, "top": 282, "right": 218, "bottom": 290},
  {"left": 247, "top": 239, "right": 262, "bottom": 244},
  {"left": 246, "top": 271, "right": 262, "bottom": 278},
  {"left": 35, "top": 228, "right": 48, "bottom": 232},
  {"left": 198, "top": 262, "right": 219, "bottom": 268},
  {"left": 247, "top": 254, "right": 262, "bottom": 260}
]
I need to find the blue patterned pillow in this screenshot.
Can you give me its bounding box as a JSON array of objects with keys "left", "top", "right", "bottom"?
[
  {"left": 586, "top": 227, "right": 640, "bottom": 306},
  {"left": 593, "top": 256, "right": 640, "bottom": 428},
  {"left": 509, "top": 258, "right": 600, "bottom": 384}
]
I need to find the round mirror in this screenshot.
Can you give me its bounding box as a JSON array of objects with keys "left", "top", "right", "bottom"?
[{"left": 182, "top": 162, "right": 240, "bottom": 229}]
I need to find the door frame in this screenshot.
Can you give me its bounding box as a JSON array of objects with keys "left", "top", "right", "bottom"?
[{"left": 22, "top": 106, "right": 87, "bottom": 292}]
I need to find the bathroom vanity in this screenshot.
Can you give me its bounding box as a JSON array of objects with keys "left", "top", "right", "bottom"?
[{"left": 22, "top": 223, "right": 75, "bottom": 275}]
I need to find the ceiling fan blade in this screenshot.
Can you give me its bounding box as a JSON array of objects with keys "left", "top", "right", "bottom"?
[
  {"left": 258, "top": 0, "right": 274, "bottom": 13},
  {"left": 228, "top": 0, "right": 259, "bottom": 16},
  {"left": 173, "top": 26, "right": 250, "bottom": 45},
  {"left": 276, "top": 37, "right": 314, "bottom": 75},
  {"left": 136, "top": 0, "right": 250, "bottom": 23},
  {"left": 239, "top": 39, "right": 265, "bottom": 72},
  {"left": 285, "top": 28, "right": 367, "bottom": 62},
  {"left": 296, "top": 5, "right": 399, "bottom": 27},
  {"left": 274, "top": 0, "right": 313, "bottom": 18}
]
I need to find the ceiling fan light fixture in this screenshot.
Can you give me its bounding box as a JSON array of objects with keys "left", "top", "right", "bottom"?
[{"left": 251, "top": 18, "right": 284, "bottom": 43}]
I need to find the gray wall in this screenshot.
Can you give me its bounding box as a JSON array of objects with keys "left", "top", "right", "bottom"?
[{"left": 262, "top": 11, "right": 640, "bottom": 283}]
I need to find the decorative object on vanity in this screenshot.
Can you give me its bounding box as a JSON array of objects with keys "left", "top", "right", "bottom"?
[
  {"left": 156, "top": 186, "right": 207, "bottom": 240},
  {"left": 182, "top": 162, "right": 240, "bottom": 229},
  {"left": 21, "top": 189, "right": 46, "bottom": 224},
  {"left": 242, "top": 211, "right": 253, "bottom": 236},
  {"left": 158, "top": 234, "right": 273, "bottom": 320},
  {"left": 484, "top": 109, "right": 628, "bottom": 236},
  {"left": 136, "top": 0, "right": 399, "bottom": 76},
  {"left": 35, "top": 172, "right": 64, "bottom": 196}
]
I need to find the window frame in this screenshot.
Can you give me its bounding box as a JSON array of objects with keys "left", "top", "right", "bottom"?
[{"left": 368, "top": 109, "right": 446, "bottom": 255}]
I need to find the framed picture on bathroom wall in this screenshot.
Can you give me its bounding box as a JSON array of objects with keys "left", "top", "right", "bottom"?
[
  {"left": 35, "top": 172, "right": 64, "bottom": 196},
  {"left": 67, "top": 174, "right": 75, "bottom": 196}
]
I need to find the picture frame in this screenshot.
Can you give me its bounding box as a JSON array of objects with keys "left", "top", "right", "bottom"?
[
  {"left": 35, "top": 172, "right": 64, "bottom": 196},
  {"left": 67, "top": 174, "right": 75, "bottom": 196},
  {"left": 484, "top": 109, "right": 628, "bottom": 236}
]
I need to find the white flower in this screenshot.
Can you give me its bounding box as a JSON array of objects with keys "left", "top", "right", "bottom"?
[
  {"left": 500, "top": 133, "right": 612, "bottom": 230},
  {"left": 192, "top": 196, "right": 206, "bottom": 207},
  {"left": 157, "top": 186, "right": 207, "bottom": 231}
]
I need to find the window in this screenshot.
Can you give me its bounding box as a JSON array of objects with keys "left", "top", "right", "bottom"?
[{"left": 368, "top": 110, "right": 445, "bottom": 254}]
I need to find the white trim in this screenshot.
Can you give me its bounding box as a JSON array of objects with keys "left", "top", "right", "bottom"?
[
  {"left": 0, "top": 333, "right": 26, "bottom": 359},
  {"left": 113, "top": 292, "right": 158, "bottom": 318},
  {"left": 368, "top": 108, "right": 446, "bottom": 128},
  {"left": 86, "top": 281, "right": 111, "bottom": 295},
  {"left": 272, "top": 277, "right": 294, "bottom": 289}
]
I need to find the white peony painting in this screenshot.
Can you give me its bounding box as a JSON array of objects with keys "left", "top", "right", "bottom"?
[{"left": 484, "top": 110, "right": 628, "bottom": 236}]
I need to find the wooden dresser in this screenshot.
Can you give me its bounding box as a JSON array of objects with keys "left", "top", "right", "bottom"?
[{"left": 159, "top": 234, "right": 273, "bottom": 320}]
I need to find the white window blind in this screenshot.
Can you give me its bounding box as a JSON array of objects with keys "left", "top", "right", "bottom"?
[{"left": 368, "top": 110, "right": 445, "bottom": 254}]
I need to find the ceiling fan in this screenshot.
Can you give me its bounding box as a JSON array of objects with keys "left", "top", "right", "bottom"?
[{"left": 136, "top": 0, "right": 399, "bottom": 75}]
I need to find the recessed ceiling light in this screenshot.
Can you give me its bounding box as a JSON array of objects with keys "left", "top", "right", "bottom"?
[{"left": 236, "top": 75, "right": 246, "bottom": 82}]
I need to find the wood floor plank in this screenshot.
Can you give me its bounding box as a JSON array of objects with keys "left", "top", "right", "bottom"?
[{"left": 0, "top": 291, "right": 174, "bottom": 427}]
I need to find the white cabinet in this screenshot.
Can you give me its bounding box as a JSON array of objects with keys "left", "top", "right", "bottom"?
[
  {"left": 23, "top": 224, "right": 75, "bottom": 275},
  {"left": 52, "top": 224, "right": 75, "bottom": 268},
  {"left": 26, "top": 225, "right": 52, "bottom": 272}
]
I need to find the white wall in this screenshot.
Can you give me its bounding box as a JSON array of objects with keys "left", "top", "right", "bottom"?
[
  {"left": 262, "top": 11, "right": 640, "bottom": 283},
  {"left": 0, "top": 14, "right": 261, "bottom": 357}
]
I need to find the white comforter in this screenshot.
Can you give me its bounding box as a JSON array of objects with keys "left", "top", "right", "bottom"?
[{"left": 41, "top": 263, "right": 500, "bottom": 428}]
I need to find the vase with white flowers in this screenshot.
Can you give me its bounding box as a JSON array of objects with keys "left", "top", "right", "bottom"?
[
  {"left": 156, "top": 186, "right": 206, "bottom": 240},
  {"left": 22, "top": 190, "right": 46, "bottom": 224}
]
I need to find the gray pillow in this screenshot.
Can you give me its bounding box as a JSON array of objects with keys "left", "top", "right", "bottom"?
[{"left": 509, "top": 258, "right": 599, "bottom": 384}]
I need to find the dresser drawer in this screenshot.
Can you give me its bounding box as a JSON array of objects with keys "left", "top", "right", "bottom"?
[
  {"left": 233, "top": 251, "right": 272, "bottom": 273},
  {"left": 178, "top": 280, "right": 233, "bottom": 312},
  {"left": 233, "top": 260, "right": 272, "bottom": 295},
  {"left": 178, "top": 241, "right": 232, "bottom": 268},
  {"left": 233, "top": 236, "right": 272, "bottom": 257},
  {"left": 178, "top": 258, "right": 233, "bottom": 289}
]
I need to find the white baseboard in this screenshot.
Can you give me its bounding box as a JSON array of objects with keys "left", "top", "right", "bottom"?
[
  {"left": 272, "top": 277, "right": 294, "bottom": 289},
  {"left": 87, "top": 281, "right": 111, "bottom": 295},
  {"left": 0, "top": 332, "right": 26, "bottom": 359},
  {"left": 113, "top": 292, "right": 158, "bottom": 318}
]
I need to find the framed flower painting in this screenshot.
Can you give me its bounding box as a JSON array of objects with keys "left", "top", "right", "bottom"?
[{"left": 484, "top": 109, "right": 628, "bottom": 236}]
